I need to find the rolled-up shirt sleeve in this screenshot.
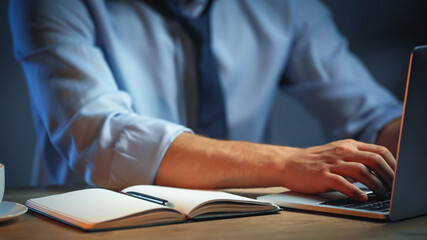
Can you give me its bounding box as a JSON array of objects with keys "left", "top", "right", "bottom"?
[
  {"left": 9, "top": 0, "right": 190, "bottom": 188},
  {"left": 283, "top": 0, "right": 403, "bottom": 143}
]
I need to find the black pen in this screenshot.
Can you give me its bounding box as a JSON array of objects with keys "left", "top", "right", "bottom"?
[{"left": 126, "top": 191, "right": 174, "bottom": 208}]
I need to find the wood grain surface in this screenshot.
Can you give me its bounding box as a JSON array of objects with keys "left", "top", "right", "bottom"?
[{"left": 1, "top": 186, "right": 427, "bottom": 240}]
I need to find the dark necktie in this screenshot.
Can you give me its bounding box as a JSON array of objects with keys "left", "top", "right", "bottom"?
[{"left": 147, "top": 0, "right": 228, "bottom": 139}]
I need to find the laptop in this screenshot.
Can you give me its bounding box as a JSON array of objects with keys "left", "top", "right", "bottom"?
[{"left": 258, "top": 46, "right": 427, "bottom": 221}]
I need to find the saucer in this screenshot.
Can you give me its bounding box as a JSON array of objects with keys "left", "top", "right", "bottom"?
[{"left": 0, "top": 201, "right": 28, "bottom": 222}]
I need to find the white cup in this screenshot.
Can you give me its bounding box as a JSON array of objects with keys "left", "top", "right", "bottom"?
[{"left": 0, "top": 164, "right": 4, "bottom": 204}]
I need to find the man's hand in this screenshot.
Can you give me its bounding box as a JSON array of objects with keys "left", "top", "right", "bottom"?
[
  {"left": 281, "top": 139, "right": 395, "bottom": 202},
  {"left": 156, "top": 133, "right": 396, "bottom": 202}
]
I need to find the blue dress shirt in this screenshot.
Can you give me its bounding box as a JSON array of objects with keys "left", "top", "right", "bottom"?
[{"left": 9, "top": 0, "right": 402, "bottom": 188}]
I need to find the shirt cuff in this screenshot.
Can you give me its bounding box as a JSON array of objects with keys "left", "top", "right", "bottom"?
[{"left": 110, "top": 113, "right": 193, "bottom": 188}]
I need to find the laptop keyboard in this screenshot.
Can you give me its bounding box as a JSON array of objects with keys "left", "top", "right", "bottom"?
[{"left": 319, "top": 193, "right": 391, "bottom": 212}]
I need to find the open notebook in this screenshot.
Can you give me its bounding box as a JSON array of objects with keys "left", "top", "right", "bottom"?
[{"left": 26, "top": 185, "right": 280, "bottom": 231}]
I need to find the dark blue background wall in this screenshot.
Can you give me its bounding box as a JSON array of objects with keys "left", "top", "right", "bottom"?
[
  {"left": 1, "top": 0, "right": 35, "bottom": 188},
  {"left": 1, "top": 1, "right": 427, "bottom": 187}
]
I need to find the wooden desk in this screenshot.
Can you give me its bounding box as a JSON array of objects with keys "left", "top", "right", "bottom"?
[{"left": 2, "top": 186, "right": 427, "bottom": 240}]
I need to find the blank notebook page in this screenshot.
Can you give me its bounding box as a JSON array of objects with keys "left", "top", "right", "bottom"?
[{"left": 28, "top": 188, "right": 169, "bottom": 224}]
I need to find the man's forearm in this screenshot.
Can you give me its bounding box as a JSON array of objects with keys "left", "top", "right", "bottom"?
[
  {"left": 376, "top": 117, "right": 402, "bottom": 157},
  {"left": 155, "top": 132, "right": 292, "bottom": 189},
  {"left": 155, "top": 132, "right": 396, "bottom": 202}
]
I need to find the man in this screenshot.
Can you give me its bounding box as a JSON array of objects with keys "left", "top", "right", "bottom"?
[{"left": 9, "top": 0, "right": 402, "bottom": 202}]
